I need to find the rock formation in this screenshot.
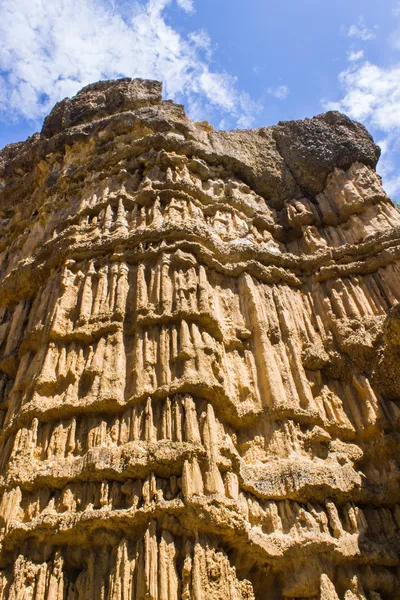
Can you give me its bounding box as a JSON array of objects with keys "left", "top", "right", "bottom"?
[{"left": 0, "top": 78, "right": 399, "bottom": 599}]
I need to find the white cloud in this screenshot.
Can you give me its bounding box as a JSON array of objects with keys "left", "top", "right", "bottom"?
[
  {"left": 267, "top": 85, "right": 289, "bottom": 100},
  {"left": 324, "top": 62, "right": 400, "bottom": 130},
  {"left": 348, "top": 49, "right": 364, "bottom": 62},
  {"left": 324, "top": 59, "right": 400, "bottom": 199},
  {"left": 347, "top": 17, "right": 376, "bottom": 41},
  {"left": 198, "top": 71, "right": 236, "bottom": 112},
  {"left": 394, "top": 3, "right": 400, "bottom": 16},
  {"left": 0, "top": 0, "right": 256, "bottom": 128},
  {"left": 176, "top": 0, "right": 194, "bottom": 13},
  {"left": 189, "top": 29, "right": 212, "bottom": 58}
]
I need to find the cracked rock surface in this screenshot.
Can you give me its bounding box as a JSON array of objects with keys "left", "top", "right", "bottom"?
[{"left": 0, "top": 78, "right": 399, "bottom": 599}]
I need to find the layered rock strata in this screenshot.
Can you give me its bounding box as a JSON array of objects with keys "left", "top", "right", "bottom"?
[{"left": 0, "top": 78, "right": 399, "bottom": 599}]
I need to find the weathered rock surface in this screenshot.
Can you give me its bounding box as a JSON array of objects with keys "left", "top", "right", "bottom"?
[{"left": 0, "top": 77, "right": 398, "bottom": 599}]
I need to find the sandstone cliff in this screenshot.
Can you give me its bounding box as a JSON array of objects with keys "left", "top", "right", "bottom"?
[{"left": 0, "top": 78, "right": 399, "bottom": 599}]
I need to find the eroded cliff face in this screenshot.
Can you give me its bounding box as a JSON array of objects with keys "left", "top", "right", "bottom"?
[{"left": 0, "top": 78, "right": 399, "bottom": 599}]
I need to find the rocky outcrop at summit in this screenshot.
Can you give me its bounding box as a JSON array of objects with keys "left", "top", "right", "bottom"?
[
  {"left": 41, "top": 78, "right": 163, "bottom": 137},
  {"left": 273, "top": 110, "right": 381, "bottom": 195},
  {"left": 1, "top": 78, "right": 380, "bottom": 207},
  {"left": 0, "top": 78, "right": 399, "bottom": 600}
]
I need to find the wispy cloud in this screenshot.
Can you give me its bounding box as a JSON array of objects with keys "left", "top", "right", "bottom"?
[
  {"left": 176, "top": 0, "right": 194, "bottom": 13},
  {"left": 267, "top": 85, "right": 289, "bottom": 100},
  {"left": 188, "top": 30, "right": 212, "bottom": 59},
  {"left": 348, "top": 49, "right": 364, "bottom": 62},
  {"left": 346, "top": 17, "right": 376, "bottom": 41},
  {"left": 0, "top": 0, "right": 257, "bottom": 128}
]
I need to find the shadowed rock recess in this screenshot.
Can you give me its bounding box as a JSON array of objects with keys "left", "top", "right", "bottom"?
[{"left": 0, "top": 77, "right": 399, "bottom": 599}]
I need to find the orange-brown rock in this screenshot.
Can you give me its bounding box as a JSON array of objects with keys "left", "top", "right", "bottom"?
[{"left": 0, "top": 78, "right": 399, "bottom": 599}]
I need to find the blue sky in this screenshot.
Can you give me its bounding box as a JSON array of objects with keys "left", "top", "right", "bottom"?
[{"left": 1, "top": 0, "right": 400, "bottom": 199}]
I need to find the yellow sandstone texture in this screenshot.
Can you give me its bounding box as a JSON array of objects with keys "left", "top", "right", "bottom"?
[{"left": 0, "top": 78, "right": 399, "bottom": 599}]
